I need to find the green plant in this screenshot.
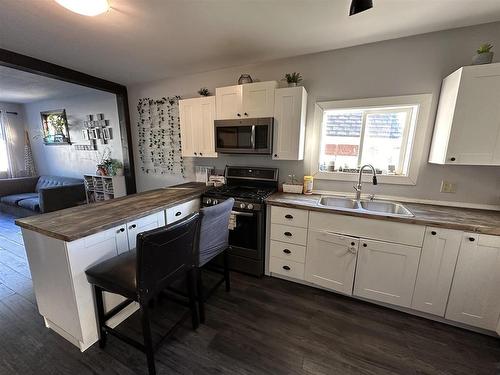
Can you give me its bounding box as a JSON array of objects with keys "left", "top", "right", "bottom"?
[
  {"left": 198, "top": 87, "right": 210, "bottom": 96},
  {"left": 103, "top": 158, "right": 123, "bottom": 176},
  {"left": 477, "top": 43, "right": 493, "bottom": 54},
  {"left": 47, "top": 114, "right": 66, "bottom": 134},
  {"left": 282, "top": 72, "right": 303, "bottom": 84}
]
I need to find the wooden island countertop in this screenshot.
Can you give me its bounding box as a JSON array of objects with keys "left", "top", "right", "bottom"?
[
  {"left": 15, "top": 182, "right": 209, "bottom": 242},
  {"left": 266, "top": 192, "right": 500, "bottom": 235}
]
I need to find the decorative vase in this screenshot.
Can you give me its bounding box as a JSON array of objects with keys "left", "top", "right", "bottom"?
[
  {"left": 472, "top": 52, "right": 494, "bottom": 65},
  {"left": 238, "top": 74, "right": 253, "bottom": 84},
  {"left": 288, "top": 82, "right": 298, "bottom": 87}
]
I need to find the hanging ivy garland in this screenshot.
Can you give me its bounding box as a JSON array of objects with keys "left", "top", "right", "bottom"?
[{"left": 137, "top": 96, "right": 185, "bottom": 176}]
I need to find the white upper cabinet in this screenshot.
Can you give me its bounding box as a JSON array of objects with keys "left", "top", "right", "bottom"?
[
  {"left": 273, "top": 87, "right": 307, "bottom": 160},
  {"left": 216, "top": 81, "right": 277, "bottom": 120},
  {"left": 411, "top": 227, "right": 462, "bottom": 316},
  {"left": 445, "top": 233, "right": 500, "bottom": 331},
  {"left": 179, "top": 96, "right": 217, "bottom": 158},
  {"left": 305, "top": 230, "right": 358, "bottom": 295},
  {"left": 429, "top": 63, "right": 500, "bottom": 165},
  {"left": 354, "top": 238, "right": 421, "bottom": 308}
]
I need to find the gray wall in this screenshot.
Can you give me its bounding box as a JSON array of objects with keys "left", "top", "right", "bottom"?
[
  {"left": 0, "top": 101, "right": 26, "bottom": 178},
  {"left": 129, "top": 22, "right": 500, "bottom": 206},
  {"left": 23, "top": 91, "right": 123, "bottom": 179}
]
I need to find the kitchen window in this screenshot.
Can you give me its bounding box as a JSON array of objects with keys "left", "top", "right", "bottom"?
[{"left": 311, "top": 94, "right": 432, "bottom": 185}]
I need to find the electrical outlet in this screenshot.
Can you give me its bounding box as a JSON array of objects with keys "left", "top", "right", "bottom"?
[{"left": 440, "top": 180, "right": 457, "bottom": 193}]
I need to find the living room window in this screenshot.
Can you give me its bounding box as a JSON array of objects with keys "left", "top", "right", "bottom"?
[
  {"left": 0, "top": 112, "right": 10, "bottom": 173},
  {"left": 311, "top": 94, "right": 432, "bottom": 185}
]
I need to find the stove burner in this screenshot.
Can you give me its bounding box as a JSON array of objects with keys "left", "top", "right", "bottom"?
[{"left": 204, "top": 185, "right": 276, "bottom": 202}]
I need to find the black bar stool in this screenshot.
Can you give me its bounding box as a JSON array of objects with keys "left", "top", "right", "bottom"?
[
  {"left": 85, "top": 213, "right": 200, "bottom": 375},
  {"left": 196, "top": 198, "right": 234, "bottom": 323}
]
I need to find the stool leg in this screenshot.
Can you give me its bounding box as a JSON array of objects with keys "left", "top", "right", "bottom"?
[
  {"left": 187, "top": 269, "right": 199, "bottom": 330},
  {"left": 197, "top": 268, "right": 205, "bottom": 324},
  {"left": 224, "top": 250, "right": 231, "bottom": 292},
  {"left": 140, "top": 302, "right": 156, "bottom": 375},
  {"left": 94, "top": 285, "right": 107, "bottom": 348}
]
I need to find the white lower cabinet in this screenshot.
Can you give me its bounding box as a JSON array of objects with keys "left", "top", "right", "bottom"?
[
  {"left": 305, "top": 230, "right": 358, "bottom": 295},
  {"left": 127, "top": 211, "right": 165, "bottom": 251},
  {"left": 353, "top": 238, "right": 421, "bottom": 308},
  {"left": 166, "top": 198, "right": 200, "bottom": 224},
  {"left": 269, "top": 257, "right": 305, "bottom": 280},
  {"left": 445, "top": 233, "right": 500, "bottom": 331},
  {"left": 411, "top": 227, "right": 462, "bottom": 316}
]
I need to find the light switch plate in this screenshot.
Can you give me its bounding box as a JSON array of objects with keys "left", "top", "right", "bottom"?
[{"left": 440, "top": 180, "right": 457, "bottom": 193}]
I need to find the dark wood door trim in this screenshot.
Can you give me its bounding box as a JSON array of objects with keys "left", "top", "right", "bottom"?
[{"left": 0, "top": 48, "right": 137, "bottom": 194}]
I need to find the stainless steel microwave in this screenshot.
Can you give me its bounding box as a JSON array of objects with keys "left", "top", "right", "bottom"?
[{"left": 214, "top": 117, "right": 273, "bottom": 154}]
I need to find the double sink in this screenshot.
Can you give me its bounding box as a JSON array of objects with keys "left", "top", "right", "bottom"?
[{"left": 318, "top": 196, "right": 414, "bottom": 217}]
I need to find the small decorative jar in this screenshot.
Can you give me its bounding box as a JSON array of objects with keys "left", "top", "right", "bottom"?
[{"left": 238, "top": 74, "right": 253, "bottom": 84}]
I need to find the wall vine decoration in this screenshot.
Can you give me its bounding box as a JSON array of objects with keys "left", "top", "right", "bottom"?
[{"left": 137, "top": 96, "right": 185, "bottom": 176}]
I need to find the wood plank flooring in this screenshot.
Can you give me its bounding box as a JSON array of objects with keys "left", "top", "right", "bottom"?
[{"left": 0, "top": 212, "right": 498, "bottom": 374}]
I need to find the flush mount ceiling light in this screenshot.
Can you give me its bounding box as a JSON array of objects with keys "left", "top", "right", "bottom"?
[
  {"left": 349, "top": 0, "right": 373, "bottom": 16},
  {"left": 55, "top": 0, "right": 110, "bottom": 16}
]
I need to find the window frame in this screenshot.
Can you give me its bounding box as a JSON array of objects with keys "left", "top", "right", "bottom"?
[{"left": 310, "top": 94, "right": 433, "bottom": 186}]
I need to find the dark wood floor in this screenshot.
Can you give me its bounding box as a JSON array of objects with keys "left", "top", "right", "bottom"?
[{"left": 0, "top": 213, "right": 499, "bottom": 374}]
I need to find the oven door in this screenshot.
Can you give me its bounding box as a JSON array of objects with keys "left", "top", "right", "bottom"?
[
  {"left": 228, "top": 209, "right": 264, "bottom": 260},
  {"left": 214, "top": 118, "right": 272, "bottom": 154}
]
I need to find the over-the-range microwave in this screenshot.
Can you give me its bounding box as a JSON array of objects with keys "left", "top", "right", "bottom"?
[{"left": 214, "top": 117, "right": 273, "bottom": 155}]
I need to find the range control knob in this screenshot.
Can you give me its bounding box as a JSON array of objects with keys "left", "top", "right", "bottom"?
[
  {"left": 206, "top": 198, "right": 212, "bottom": 204},
  {"left": 213, "top": 199, "right": 218, "bottom": 205},
  {"left": 239, "top": 203, "right": 246, "bottom": 209},
  {"left": 247, "top": 204, "right": 254, "bottom": 210}
]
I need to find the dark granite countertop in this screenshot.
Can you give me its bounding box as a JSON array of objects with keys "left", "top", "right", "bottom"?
[
  {"left": 266, "top": 192, "right": 500, "bottom": 235},
  {"left": 15, "top": 182, "right": 209, "bottom": 242}
]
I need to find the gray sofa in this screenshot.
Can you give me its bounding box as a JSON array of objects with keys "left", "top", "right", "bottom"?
[{"left": 0, "top": 175, "right": 86, "bottom": 217}]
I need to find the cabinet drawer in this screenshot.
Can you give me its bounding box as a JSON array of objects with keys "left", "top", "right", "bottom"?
[
  {"left": 270, "top": 240, "right": 306, "bottom": 263},
  {"left": 270, "top": 257, "right": 305, "bottom": 280},
  {"left": 309, "top": 212, "right": 425, "bottom": 247},
  {"left": 166, "top": 198, "right": 200, "bottom": 224},
  {"left": 271, "top": 206, "right": 309, "bottom": 228},
  {"left": 270, "top": 224, "right": 307, "bottom": 246}
]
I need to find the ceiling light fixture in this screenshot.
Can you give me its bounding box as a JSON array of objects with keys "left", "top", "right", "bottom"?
[
  {"left": 55, "top": 0, "right": 110, "bottom": 16},
  {"left": 349, "top": 0, "right": 373, "bottom": 16}
]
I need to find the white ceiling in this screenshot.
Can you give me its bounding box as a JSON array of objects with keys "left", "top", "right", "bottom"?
[
  {"left": 0, "top": 65, "right": 102, "bottom": 103},
  {"left": 1, "top": 0, "right": 500, "bottom": 85}
]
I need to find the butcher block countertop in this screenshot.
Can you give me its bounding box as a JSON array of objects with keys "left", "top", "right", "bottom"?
[
  {"left": 266, "top": 193, "right": 500, "bottom": 235},
  {"left": 15, "top": 182, "right": 209, "bottom": 242}
]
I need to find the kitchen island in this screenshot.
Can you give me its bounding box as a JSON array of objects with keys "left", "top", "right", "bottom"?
[{"left": 15, "top": 182, "right": 208, "bottom": 351}]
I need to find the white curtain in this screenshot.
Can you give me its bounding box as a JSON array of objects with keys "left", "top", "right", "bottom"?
[{"left": 0, "top": 110, "right": 16, "bottom": 178}]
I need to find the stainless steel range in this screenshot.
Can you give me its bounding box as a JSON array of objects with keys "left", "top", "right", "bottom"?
[{"left": 202, "top": 166, "right": 278, "bottom": 276}]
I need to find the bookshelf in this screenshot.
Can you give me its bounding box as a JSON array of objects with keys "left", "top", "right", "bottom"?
[{"left": 83, "top": 174, "right": 126, "bottom": 203}]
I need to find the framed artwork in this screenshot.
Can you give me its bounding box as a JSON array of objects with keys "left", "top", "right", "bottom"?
[{"left": 40, "top": 109, "right": 71, "bottom": 145}]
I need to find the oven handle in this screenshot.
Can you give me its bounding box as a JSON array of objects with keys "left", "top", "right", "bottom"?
[
  {"left": 231, "top": 210, "right": 255, "bottom": 217},
  {"left": 251, "top": 125, "right": 256, "bottom": 150}
]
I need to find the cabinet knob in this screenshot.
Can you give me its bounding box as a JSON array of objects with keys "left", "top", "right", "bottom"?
[
  {"left": 282, "top": 265, "right": 291, "bottom": 271},
  {"left": 351, "top": 242, "right": 355, "bottom": 246},
  {"left": 431, "top": 231, "right": 437, "bottom": 236},
  {"left": 284, "top": 231, "right": 292, "bottom": 237},
  {"left": 450, "top": 157, "right": 456, "bottom": 161},
  {"left": 175, "top": 211, "right": 182, "bottom": 217},
  {"left": 284, "top": 214, "right": 294, "bottom": 219},
  {"left": 283, "top": 249, "right": 291, "bottom": 254},
  {"left": 469, "top": 237, "right": 475, "bottom": 242},
  {"left": 194, "top": 152, "right": 197, "bottom": 155},
  {"left": 237, "top": 113, "right": 241, "bottom": 117},
  {"left": 362, "top": 243, "right": 367, "bottom": 247},
  {"left": 244, "top": 112, "right": 248, "bottom": 116},
  {"left": 129, "top": 224, "right": 137, "bottom": 229},
  {"left": 117, "top": 228, "right": 125, "bottom": 233},
  {"left": 274, "top": 154, "right": 278, "bottom": 158},
  {"left": 199, "top": 152, "right": 203, "bottom": 156}
]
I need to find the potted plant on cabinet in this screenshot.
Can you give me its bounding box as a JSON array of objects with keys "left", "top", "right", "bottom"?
[
  {"left": 282, "top": 72, "right": 303, "bottom": 87},
  {"left": 472, "top": 43, "right": 494, "bottom": 65}
]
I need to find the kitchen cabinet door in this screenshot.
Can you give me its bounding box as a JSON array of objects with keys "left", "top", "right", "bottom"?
[
  {"left": 216, "top": 85, "right": 242, "bottom": 120},
  {"left": 127, "top": 211, "right": 166, "bottom": 251},
  {"left": 242, "top": 81, "right": 277, "bottom": 118},
  {"left": 179, "top": 97, "right": 217, "bottom": 157},
  {"left": 273, "top": 86, "right": 307, "bottom": 160},
  {"left": 354, "top": 238, "right": 421, "bottom": 308},
  {"left": 114, "top": 223, "right": 129, "bottom": 255},
  {"left": 411, "top": 227, "right": 462, "bottom": 316},
  {"left": 305, "top": 230, "right": 358, "bottom": 295},
  {"left": 429, "top": 62, "right": 500, "bottom": 165},
  {"left": 445, "top": 233, "right": 500, "bottom": 330}
]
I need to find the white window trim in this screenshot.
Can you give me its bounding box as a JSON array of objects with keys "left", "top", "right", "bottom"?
[{"left": 309, "top": 94, "right": 433, "bottom": 186}]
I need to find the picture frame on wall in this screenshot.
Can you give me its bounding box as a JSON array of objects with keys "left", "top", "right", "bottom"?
[{"left": 40, "top": 109, "right": 71, "bottom": 145}]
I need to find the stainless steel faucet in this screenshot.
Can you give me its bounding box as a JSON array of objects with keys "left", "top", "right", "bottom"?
[{"left": 354, "top": 164, "right": 378, "bottom": 200}]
